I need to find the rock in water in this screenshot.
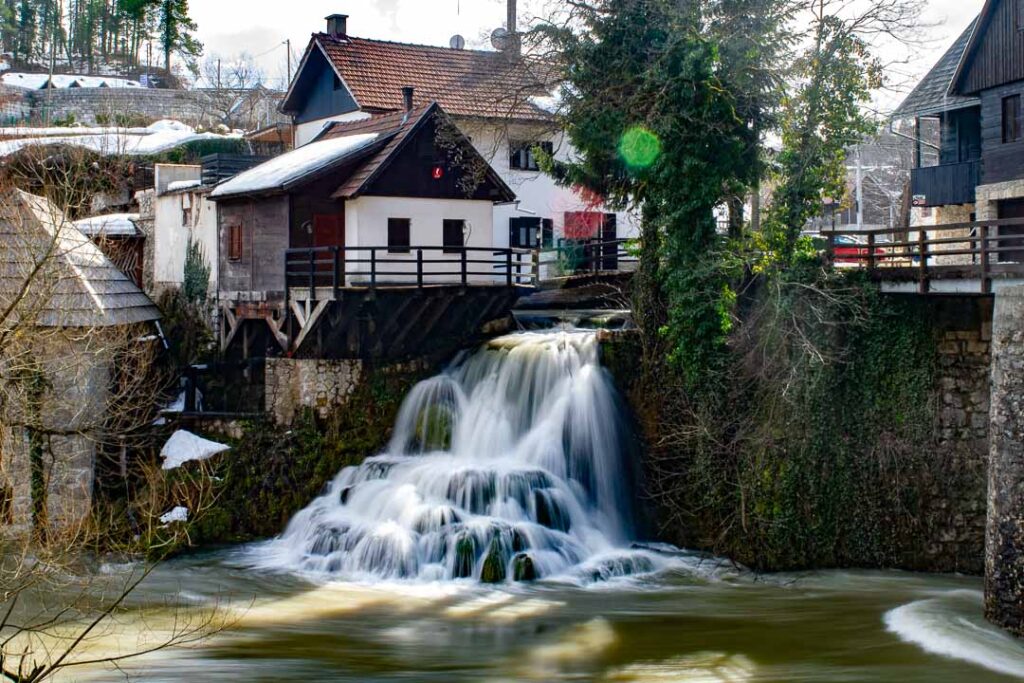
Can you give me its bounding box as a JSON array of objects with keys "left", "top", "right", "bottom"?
[
  {"left": 512, "top": 553, "right": 536, "bottom": 581},
  {"left": 453, "top": 533, "right": 475, "bottom": 578},
  {"left": 480, "top": 538, "right": 506, "bottom": 583}
]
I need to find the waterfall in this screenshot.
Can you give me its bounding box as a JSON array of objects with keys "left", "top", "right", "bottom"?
[{"left": 260, "top": 329, "right": 666, "bottom": 584}]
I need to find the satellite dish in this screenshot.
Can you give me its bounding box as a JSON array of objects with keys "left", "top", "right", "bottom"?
[
  {"left": 490, "top": 27, "right": 510, "bottom": 51},
  {"left": 450, "top": 34, "right": 466, "bottom": 50}
]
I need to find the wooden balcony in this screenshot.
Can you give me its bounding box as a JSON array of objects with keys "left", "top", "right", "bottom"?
[{"left": 911, "top": 160, "right": 981, "bottom": 208}]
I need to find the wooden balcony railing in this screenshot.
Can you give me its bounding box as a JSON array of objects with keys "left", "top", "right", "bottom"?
[
  {"left": 538, "top": 238, "right": 639, "bottom": 276},
  {"left": 284, "top": 245, "right": 538, "bottom": 300},
  {"left": 910, "top": 160, "right": 981, "bottom": 207},
  {"left": 823, "top": 218, "right": 1024, "bottom": 293}
]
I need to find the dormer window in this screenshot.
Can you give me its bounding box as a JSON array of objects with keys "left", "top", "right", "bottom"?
[
  {"left": 333, "top": 73, "right": 343, "bottom": 91},
  {"left": 510, "top": 141, "right": 553, "bottom": 171}
]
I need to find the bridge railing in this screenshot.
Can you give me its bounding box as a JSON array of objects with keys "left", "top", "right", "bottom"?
[
  {"left": 538, "top": 238, "right": 639, "bottom": 277},
  {"left": 284, "top": 245, "right": 538, "bottom": 300},
  {"left": 823, "top": 218, "right": 1024, "bottom": 293}
]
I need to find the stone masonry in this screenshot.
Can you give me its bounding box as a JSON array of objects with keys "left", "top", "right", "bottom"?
[
  {"left": 986, "top": 285, "right": 1024, "bottom": 637},
  {"left": 265, "top": 358, "right": 364, "bottom": 426}
]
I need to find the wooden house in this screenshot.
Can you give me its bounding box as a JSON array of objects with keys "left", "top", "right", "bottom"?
[
  {"left": 208, "top": 100, "right": 525, "bottom": 359},
  {"left": 897, "top": 0, "right": 1024, "bottom": 230},
  {"left": 278, "top": 12, "right": 639, "bottom": 256}
]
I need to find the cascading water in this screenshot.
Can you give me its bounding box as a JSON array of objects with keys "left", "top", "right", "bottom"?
[{"left": 259, "top": 329, "right": 668, "bottom": 583}]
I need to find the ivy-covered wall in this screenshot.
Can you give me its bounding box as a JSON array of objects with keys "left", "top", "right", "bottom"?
[
  {"left": 186, "top": 361, "right": 429, "bottom": 544},
  {"left": 603, "top": 285, "right": 992, "bottom": 574}
]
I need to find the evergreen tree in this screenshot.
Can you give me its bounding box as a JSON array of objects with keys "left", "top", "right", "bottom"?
[
  {"left": 536, "top": 0, "right": 788, "bottom": 383},
  {"left": 158, "top": 0, "right": 200, "bottom": 74}
]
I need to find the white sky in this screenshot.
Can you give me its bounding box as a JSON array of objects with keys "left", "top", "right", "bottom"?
[{"left": 189, "top": 0, "right": 986, "bottom": 112}]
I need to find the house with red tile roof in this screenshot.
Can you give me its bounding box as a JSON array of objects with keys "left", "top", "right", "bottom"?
[{"left": 279, "top": 13, "right": 639, "bottom": 258}]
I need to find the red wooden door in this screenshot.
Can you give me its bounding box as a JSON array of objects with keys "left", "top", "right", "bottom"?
[{"left": 312, "top": 213, "right": 345, "bottom": 276}]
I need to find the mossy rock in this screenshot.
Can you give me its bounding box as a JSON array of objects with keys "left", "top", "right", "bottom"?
[
  {"left": 415, "top": 404, "right": 454, "bottom": 451},
  {"left": 512, "top": 553, "right": 537, "bottom": 582},
  {"left": 453, "top": 532, "right": 475, "bottom": 579},
  {"left": 480, "top": 538, "right": 506, "bottom": 583}
]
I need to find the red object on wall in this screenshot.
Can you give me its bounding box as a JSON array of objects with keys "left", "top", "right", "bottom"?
[
  {"left": 564, "top": 211, "right": 603, "bottom": 239},
  {"left": 432, "top": 165, "right": 444, "bottom": 179}
]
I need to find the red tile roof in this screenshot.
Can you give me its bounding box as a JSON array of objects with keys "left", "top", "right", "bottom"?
[{"left": 306, "top": 34, "right": 555, "bottom": 121}]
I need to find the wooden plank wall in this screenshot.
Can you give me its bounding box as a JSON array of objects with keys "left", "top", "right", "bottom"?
[
  {"left": 218, "top": 195, "right": 290, "bottom": 293},
  {"left": 981, "top": 83, "right": 1024, "bottom": 185},
  {"left": 961, "top": 0, "right": 1024, "bottom": 94}
]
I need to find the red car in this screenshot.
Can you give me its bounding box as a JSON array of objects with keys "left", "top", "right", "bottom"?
[{"left": 832, "top": 234, "right": 885, "bottom": 265}]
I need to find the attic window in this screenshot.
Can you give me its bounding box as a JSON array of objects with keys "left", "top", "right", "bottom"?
[
  {"left": 228, "top": 222, "right": 243, "bottom": 261},
  {"left": 333, "top": 73, "right": 343, "bottom": 91},
  {"left": 510, "top": 141, "right": 553, "bottom": 171}
]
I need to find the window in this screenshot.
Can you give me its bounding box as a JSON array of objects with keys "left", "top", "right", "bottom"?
[
  {"left": 1003, "top": 95, "right": 1021, "bottom": 144},
  {"left": 388, "top": 218, "right": 411, "bottom": 253},
  {"left": 332, "top": 73, "right": 343, "bottom": 90},
  {"left": 509, "top": 217, "right": 554, "bottom": 249},
  {"left": 509, "top": 141, "right": 554, "bottom": 171},
  {"left": 182, "top": 207, "right": 191, "bottom": 226},
  {"left": 228, "top": 222, "right": 243, "bottom": 261},
  {"left": 443, "top": 219, "right": 465, "bottom": 253}
]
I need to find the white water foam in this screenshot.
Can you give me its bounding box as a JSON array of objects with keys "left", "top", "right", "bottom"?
[
  {"left": 255, "top": 330, "right": 675, "bottom": 584},
  {"left": 884, "top": 589, "right": 1024, "bottom": 678}
]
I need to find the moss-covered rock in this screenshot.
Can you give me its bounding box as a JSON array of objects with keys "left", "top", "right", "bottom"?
[
  {"left": 512, "top": 553, "right": 537, "bottom": 581},
  {"left": 480, "top": 538, "right": 507, "bottom": 583},
  {"left": 453, "top": 532, "right": 476, "bottom": 579}
]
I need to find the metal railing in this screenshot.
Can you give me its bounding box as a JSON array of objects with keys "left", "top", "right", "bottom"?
[
  {"left": 823, "top": 218, "right": 1024, "bottom": 293},
  {"left": 284, "top": 245, "right": 538, "bottom": 299}
]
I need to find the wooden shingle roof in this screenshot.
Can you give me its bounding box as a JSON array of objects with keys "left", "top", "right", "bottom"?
[
  {"left": 892, "top": 19, "right": 980, "bottom": 119},
  {"left": 0, "top": 190, "right": 160, "bottom": 328},
  {"left": 285, "top": 34, "right": 554, "bottom": 122}
]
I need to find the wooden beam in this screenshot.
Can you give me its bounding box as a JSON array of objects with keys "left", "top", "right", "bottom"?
[{"left": 293, "top": 300, "right": 329, "bottom": 353}]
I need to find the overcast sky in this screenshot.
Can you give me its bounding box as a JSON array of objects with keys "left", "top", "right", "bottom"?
[{"left": 190, "top": 0, "right": 985, "bottom": 111}]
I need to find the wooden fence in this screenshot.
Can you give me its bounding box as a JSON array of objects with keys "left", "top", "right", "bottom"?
[{"left": 824, "top": 218, "right": 1024, "bottom": 293}]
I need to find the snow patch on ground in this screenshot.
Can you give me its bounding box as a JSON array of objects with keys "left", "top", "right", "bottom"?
[
  {"left": 0, "top": 120, "right": 240, "bottom": 158},
  {"left": 160, "top": 430, "right": 229, "bottom": 470},
  {"left": 159, "top": 506, "right": 189, "bottom": 524},
  {"left": 2, "top": 72, "right": 143, "bottom": 89}
]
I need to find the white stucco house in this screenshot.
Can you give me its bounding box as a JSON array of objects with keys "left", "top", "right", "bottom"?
[
  {"left": 135, "top": 164, "right": 219, "bottom": 297},
  {"left": 279, "top": 13, "right": 639, "bottom": 254}
]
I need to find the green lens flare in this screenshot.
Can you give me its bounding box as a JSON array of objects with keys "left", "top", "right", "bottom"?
[{"left": 619, "top": 126, "right": 661, "bottom": 169}]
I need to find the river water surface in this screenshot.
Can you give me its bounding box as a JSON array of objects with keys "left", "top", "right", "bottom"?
[{"left": 81, "top": 330, "right": 1024, "bottom": 681}]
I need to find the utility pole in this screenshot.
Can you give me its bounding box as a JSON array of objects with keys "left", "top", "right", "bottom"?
[
  {"left": 507, "top": 0, "right": 519, "bottom": 55},
  {"left": 217, "top": 58, "right": 222, "bottom": 90},
  {"left": 286, "top": 39, "right": 292, "bottom": 87},
  {"left": 855, "top": 146, "right": 864, "bottom": 231}
]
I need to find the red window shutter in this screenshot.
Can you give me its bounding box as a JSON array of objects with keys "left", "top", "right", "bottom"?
[{"left": 564, "top": 211, "right": 602, "bottom": 239}]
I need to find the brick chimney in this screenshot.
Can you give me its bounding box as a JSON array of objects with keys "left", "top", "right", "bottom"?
[
  {"left": 326, "top": 14, "right": 348, "bottom": 39},
  {"left": 402, "top": 86, "right": 415, "bottom": 113}
]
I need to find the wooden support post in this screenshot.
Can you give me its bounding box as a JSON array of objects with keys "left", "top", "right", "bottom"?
[
  {"left": 918, "top": 227, "right": 929, "bottom": 294},
  {"left": 417, "top": 249, "right": 424, "bottom": 288},
  {"left": 506, "top": 249, "right": 513, "bottom": 287},
  {"left": 826, "top": 233, "right": 835, "bottom": 267},
  {"left": 332, "top": 246, "right": 341, "bottom": 299},
  {"left": 980, "top": 223, "right": 991, "bottom": 294},
  {"left": 461, "top": 248, "right": 468, "bottom": 286},
  {"left": 370, "top": 249, "right": 377, "bottom": 289},
  {"left": 308, "top": 249, "right": 315, "bottom": 296},
  {"left": 533, "top": 249, "right": 540, "bottom": 286},
  {"left": 867, "top": 232, "right": 876, "bottom": 272}
]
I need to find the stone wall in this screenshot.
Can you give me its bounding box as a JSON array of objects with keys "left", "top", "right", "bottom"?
[
  {"left": 986, "top": 285, "right": 1024, "bottom": 636},
  {"left": 600, "top": 292, "right": 994, "bottom": 574},
  {"left": 924, "top": 296, "right": 992, "bottom": 572},
  {"left": 0, "top": 86, "right": 286, "bottom": 129},
  {"left": 265, "top": 357, "right": 432, "bottom": 426}
]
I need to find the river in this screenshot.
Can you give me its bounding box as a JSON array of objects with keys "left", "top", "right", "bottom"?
[{"left": 75, "top": 330, "right": 1024, "bottom": 680}]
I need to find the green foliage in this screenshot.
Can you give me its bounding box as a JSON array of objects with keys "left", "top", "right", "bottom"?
[
  {"left": 535, "top": 0, "right": 789, "bottom": 390},
  {"left": 767, "top": 15, "right": 882, "bottom": 261},
  {"left": 182, "top": 236, "right": 210, "bottom": 305},
  {"left": 157, "top": 0, "right": 202, "bottom": 74},
  {"left": 623, "top": 273, "right": 956, "bottom": 570}
]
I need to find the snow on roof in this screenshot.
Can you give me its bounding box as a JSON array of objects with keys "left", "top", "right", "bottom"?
[
  {"left": 166, "top": 179, "right": 202, "bottom": 193},
  {"left": 160, "top": 430, "right": 230, "bottom": 470},
  {"left": 210, "top": 132, "right": 381, "bottom": 199},
  {"left": 2, "top": 72, "right": 143, "bottom": 89},
  {"left": 72, "top": 213, "right": 140, "bottom": 237},
  {"left": 0, "top": 120, "right": 240, "bottom": 158}
]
